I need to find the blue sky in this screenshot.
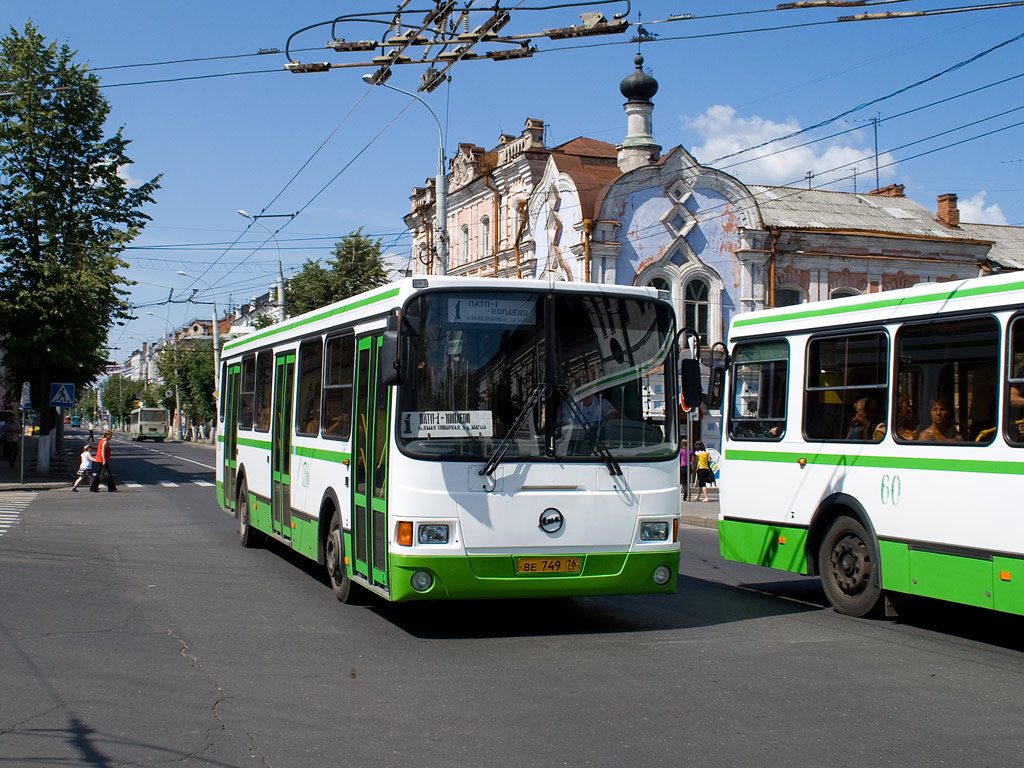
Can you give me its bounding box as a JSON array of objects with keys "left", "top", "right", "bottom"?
[{"left": 4, "top": 1, "right": 1023, "bottom": 362}]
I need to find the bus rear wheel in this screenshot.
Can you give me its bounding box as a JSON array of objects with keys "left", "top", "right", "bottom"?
[
  {"left": 238, "top": 481, "right": 263, "bottom": 548},
  {"left": 326, "top": 514, "right": 359, "bottom": 604},
  {"left": 818, "top": 515, "right": 884, "bottom": 618}
]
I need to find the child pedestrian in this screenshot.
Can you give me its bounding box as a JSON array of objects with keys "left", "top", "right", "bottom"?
[{"left": 72, "top": 445, "right": 93, "bottom": 492}]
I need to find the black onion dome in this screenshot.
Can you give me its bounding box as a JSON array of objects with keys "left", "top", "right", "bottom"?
[{"left": 619, "top": 53, "right": 658, "bottom": 101}]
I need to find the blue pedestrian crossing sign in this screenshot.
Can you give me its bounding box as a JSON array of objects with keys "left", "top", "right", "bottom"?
[{"left": 50, "top": 382, "right": 75, "bottom": 408}]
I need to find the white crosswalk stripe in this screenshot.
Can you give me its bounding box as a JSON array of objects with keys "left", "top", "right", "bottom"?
[
  {"left": 158, "top": 481, "right": 179, "bottom": 488},
  {"left": 118, "top": 479, "right": 215, "bottom": 488},
  {"left": 193, "top": 480, "right": 215, "bottom": 487},
  {"left": 0, "top": 492, "right": 37, "bottom": 537}
]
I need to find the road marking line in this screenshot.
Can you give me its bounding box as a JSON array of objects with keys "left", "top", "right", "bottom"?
[
  {"left": 123, "top": 482, "right": 143, "bottom": 488},
  {"left": 193, "top": 480, "right": 215, "bottom": 487},
  {"left": 113, "top": 438, "right": 215, "bottom": 470},
  {"left": 159, "top": 481, "right": 179, "bottom": 488}
]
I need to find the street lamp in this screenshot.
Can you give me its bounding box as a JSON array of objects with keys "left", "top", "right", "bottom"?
[
  {"left": 238, "top": 209, "right": 293, "bottom": 319},
  {"left": 177, "top": 270, "right": 221, "bottom": 410},
  {"left": 147, "top": 311, "right": 182, "bottom": 441},
  {"left": 361, "top": 73, "right": 448, "bottom": 275}
]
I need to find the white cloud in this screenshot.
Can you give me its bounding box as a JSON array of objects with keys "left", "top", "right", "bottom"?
[
  {"left": 957, "top": 191, "right": 1007, "bottom": 225},
  {"left": 117, "top": 165, "right": 143, "bottom": 188},
  {"left": 682, "top": 105, "right": 894, "bottom": 190}
]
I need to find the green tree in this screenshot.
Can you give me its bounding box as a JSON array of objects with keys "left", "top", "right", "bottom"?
[
  {"left": 155, "top": 340, "right": 215, "bottom": 432},
  {"left": 284, "top": 229, "right": 391, "bottom": 315},
  {"left": 99, "top": 374, "right": 144, "bottom": 425},
  {"left": 0, "top": 22, "right": 160, "bottom": 435},
  {"left": 250, "top": 312, "right": 277, "bottom": 330}
]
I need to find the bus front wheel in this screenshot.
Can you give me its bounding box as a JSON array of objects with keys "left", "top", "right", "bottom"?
[
  {"left": 818, "top": 515, "right": 884, "bottom": 618},
  {"left": 238, "top": 481, "right": 263, "bottom": 548},
  {"left": 326, "top": 514, "right": 359, "bottom": 604}
]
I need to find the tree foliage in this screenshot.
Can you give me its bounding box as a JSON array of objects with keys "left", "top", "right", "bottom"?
[
  {"left": 285, "top": 229, "right": 391, "bottom": 316},
  {"left": 0, "top": 21, "right": 160, "bottom": 433},
  {"left": 154, "top": 340, "right": 216, "bottom": 428}
]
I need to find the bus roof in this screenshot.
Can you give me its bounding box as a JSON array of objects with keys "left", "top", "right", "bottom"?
[
  {"left": 728, "top": 270, "right": 1024, "bottom": 340},
  {"left": 222, "top": 276, "right": 666, "bottom": 358}
]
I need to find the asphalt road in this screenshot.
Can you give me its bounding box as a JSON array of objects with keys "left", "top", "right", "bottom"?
[{"left": 2, "top": 434, "right": 1023, "bottom": 767}]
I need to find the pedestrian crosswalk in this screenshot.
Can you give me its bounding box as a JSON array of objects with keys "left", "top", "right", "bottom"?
[
  {"left": 0, "top": 492, "right": 37, "bottom": 537},
  {"left": 112, "top": 479, "right": 216, "bottom": 490}
]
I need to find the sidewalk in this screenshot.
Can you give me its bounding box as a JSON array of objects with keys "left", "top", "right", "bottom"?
[
  {"left": 680, "top": 486, "right": 719, "bottom": 529},
  {"left": 0, "top": 433, "right": 82, "bottom": 491}
]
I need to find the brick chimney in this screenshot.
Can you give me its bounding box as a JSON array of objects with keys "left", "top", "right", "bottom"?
[
  {"left": 867, "top": 183, "right": 904, "bottom": 197},
  {"left": 937, "top": 193, "right": 960, "bottom": 228}
]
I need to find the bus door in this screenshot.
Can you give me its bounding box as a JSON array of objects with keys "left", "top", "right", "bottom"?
[
  {"left": 272, "top": 353, "right": 296, "bottom": 540},
  {"left": 352, "top": 334, "right": 390, "bottom": 590},
  {"left": 223, "top": 364, "right": 241, "bottom": 511}
]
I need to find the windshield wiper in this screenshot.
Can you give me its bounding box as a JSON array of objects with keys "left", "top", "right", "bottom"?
[
  {"left": 479, "top": 383, "right": 550, "bottom": 478},
  {"left": 555, "top": 386, "right": 623, "bottom": 477}
]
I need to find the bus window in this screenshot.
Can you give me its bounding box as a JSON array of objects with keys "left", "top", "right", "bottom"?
[
  {"left": 239, "top": 355, "right": 256, "bottom": 430},
  {"left": 804, "top": 332, "right": 888, "bottom": 442},
  {"left": 729, "top": 340, "right": 788, "bottom": 440},
  {"left": 253, "top": 351, "right": 273, "bottom": 432},
  {"left": 1005, "top": 316, "right": 1024, "bottom": 446},
  {"left": 323, "top": 334, "right": 354, "bottom": 440},
  {"left": 895, "top": 317, "right": 999, "bottom": 444},
  {"left": 219, "top": 361, "right": 227, "bottom": 421},
  {"left": 296, "top": 338, "right": 323, "bottom": 436}
]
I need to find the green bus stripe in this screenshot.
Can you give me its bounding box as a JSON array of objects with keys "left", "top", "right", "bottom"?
[
  {"left": 237, "top": 436, "right": 272, "bottom": 450},
  {"left": 733, "top": 277, "right": 1024, "bottom": 329},
  {"left": 725, "top": 448, "right": 1024, "bottom": 475},
  {"left": 223, "top": 286, "right": 401, "bottom": 352},
  {"left": 292, "top": 445, "right": 351, "bottom": 463}
]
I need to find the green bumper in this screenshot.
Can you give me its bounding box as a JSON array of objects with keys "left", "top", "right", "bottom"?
[{"left": 387, "top": 550, "right": 680, "bottom": 601}]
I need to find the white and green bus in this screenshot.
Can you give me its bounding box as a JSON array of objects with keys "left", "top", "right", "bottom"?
[
  {"left": 717, "top": 270, "right": 1024, "bottom": 617},
  {"left": 129, "top": 407, "right": 168, "bottom": 442},
  {"left": 217, "top": 277, "right": 683, "bottom": 603}
]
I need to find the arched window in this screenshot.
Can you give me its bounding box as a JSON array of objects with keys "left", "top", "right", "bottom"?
[
  {"left": 481, "top": 216, "right": 490, "bottom": 258},
  {"left": 649, "top": 277, "right": 671, "bottom": 294},
  {"left": 774, "top": 288, "right": 803, "bottom": 307},
  {"left": 830, "top": 287, "right": 860, "bottom": 299},
  {"left": 460, "top": 224, "right": 470, "bottom": 265},
  {"left": 684, "top": 278, "right": 710, "bottom": 348}
]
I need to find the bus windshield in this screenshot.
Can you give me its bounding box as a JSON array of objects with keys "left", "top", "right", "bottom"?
[{"left": 397, "top": 289, "right": 676, "bottom": 462}]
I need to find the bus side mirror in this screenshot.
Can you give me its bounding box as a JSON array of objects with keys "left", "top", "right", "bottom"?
[
  {"left": 707, "top": 367, "right": 725, "bottom": 410},
  {"left": 380, "top": 329, "right": 400, "bottom": 387},
  {"left": 680, "top": 359, "right": 702, "bottom": 412}
]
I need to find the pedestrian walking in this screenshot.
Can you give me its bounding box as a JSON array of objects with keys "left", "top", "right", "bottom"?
[
  {"left": 72, "top": 445, "right": 94, "bottom": 492},
  {"left": 694, "top": 441, "right": 713, "bottom": 502},
  {"left": 88, "top": 421, "right": 95, "bottom": 442},
  {"left": 89, "top": 430, "right": 118, "bottom": 492},
  {"left": 3, "top": 414, "right": 20, "bottom": 469},
  {"left": 680, "top": 438, "right": 689, "bottom": 502}
]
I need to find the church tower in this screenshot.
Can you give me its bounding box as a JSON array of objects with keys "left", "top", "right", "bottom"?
[{"left": 616, "top": 53, "right": 661, "bottom": 173}]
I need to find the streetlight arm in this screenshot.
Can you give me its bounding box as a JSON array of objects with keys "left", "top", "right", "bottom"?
[{"left": 362, "top": 74, "right": 448, "bottom": 275}]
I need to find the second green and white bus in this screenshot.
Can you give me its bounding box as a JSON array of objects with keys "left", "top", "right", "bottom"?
[
  {"left": 217, "top": 277, "right": 682, "bottom": 603},
  {"left": 129, "top": 407, "right": 168, "bottom": 442},
  {"left": 718, "top": 270, "right": 1024, "bottom": 617}
]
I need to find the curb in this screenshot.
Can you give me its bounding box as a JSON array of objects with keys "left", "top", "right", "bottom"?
[{"left": 680, "top": 514, "right": 718, "bottom": 529}]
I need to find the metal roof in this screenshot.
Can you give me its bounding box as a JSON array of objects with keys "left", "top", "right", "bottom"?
[
  {"left": 959, "top": 222, "right": 1024, "bottom": 269},
  {"left": 749, "top": 186, "right": 981, "bottom": 241}
]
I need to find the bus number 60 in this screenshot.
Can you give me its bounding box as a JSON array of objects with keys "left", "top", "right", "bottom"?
[{"left": 880, "top": 473, "right": 901, "bottom": 506}]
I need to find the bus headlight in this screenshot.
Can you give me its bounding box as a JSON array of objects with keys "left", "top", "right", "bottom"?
[
  {"left": 653, "top": 565, "right": 672, "bottom": 585},
  {"left": 418, "top": 524, "right": 450, "bottom": 544},
  {"left": 411, "top": 570, "right": 434, "bottom": 592},
  {"left": 641, "top": 521, "right": 670, "bottom": 541}
]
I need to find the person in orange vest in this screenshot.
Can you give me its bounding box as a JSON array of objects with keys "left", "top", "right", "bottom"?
[{"left": 89, "top": 429, "right": 118, "bottom": 492}]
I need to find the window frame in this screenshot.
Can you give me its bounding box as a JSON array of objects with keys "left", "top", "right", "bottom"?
[
  {"left": 253, "top": 350, "right": 274, "bottom": 433},
  {"left": 239, "top": 354, "right": 256, "bottom": 430},
  {"left": 892, "top": 313, "right": 1000, "bottom": 446},
  {"left": 321, "top": 331, "right": 355, "bottom": 442},
  {"left": 727, "top": 337, "right": 790, "bottom": 442},
  {"left": 802, "top": 329, "right": 889, "bottom": 444},
  {"left": 1004, "top": 312, "right": 1024, "bottom": 447},
  {"left": 295, "top": 336, "right": 324, "bottom": 437}
]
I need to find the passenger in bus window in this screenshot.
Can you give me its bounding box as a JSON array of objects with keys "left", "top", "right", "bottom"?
[
  {"left": 846, "top": 397, "right": 885, "bottom": 441},
  {"left": 894, "top": 395, "right": 917, "bottom": 440},
  {"left": 918, "top": 397, "right": 962, "bottom": 442}
]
